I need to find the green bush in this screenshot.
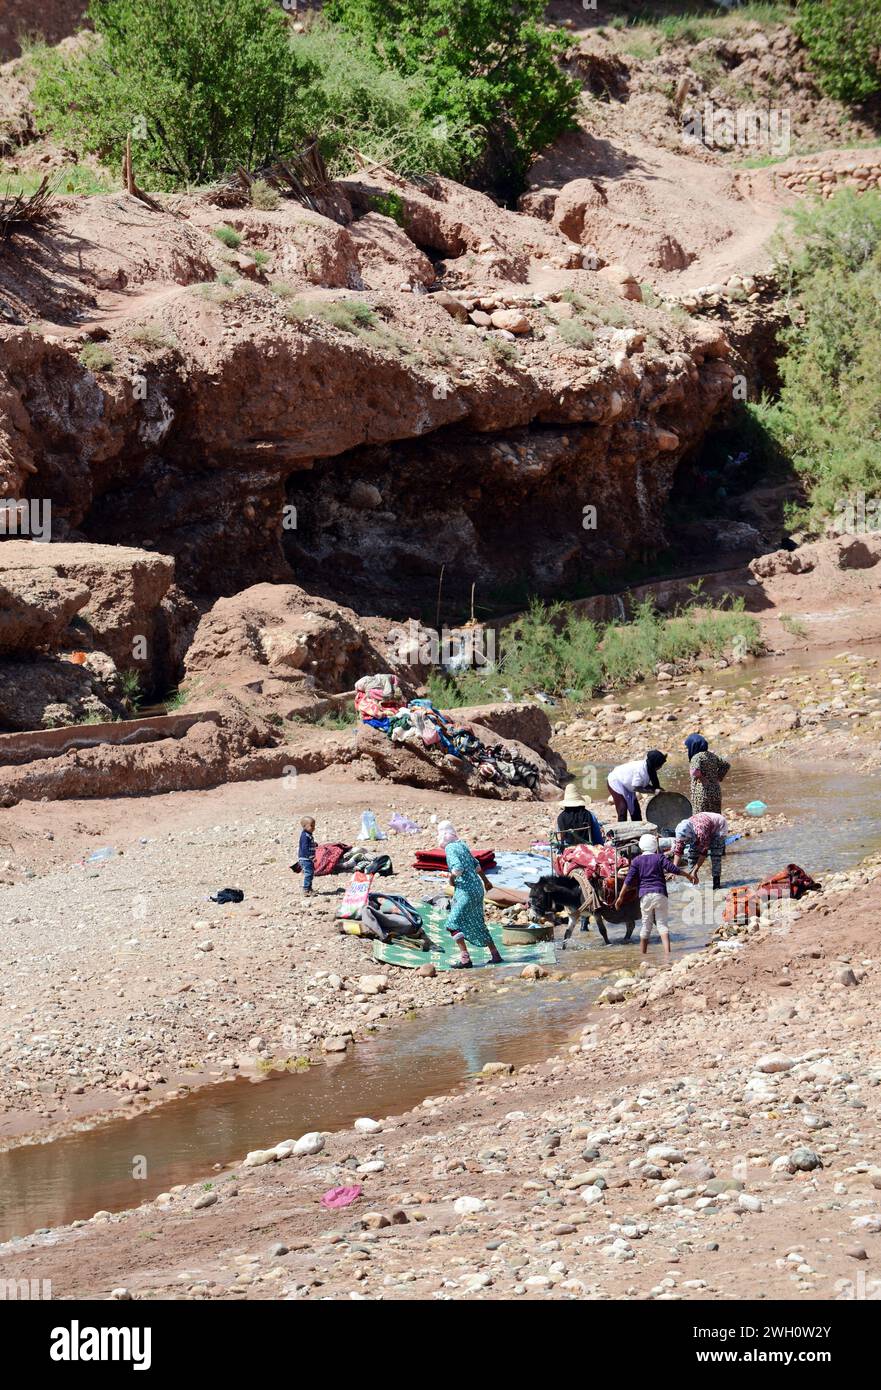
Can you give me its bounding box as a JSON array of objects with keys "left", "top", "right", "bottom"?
[
  {"left": 31, "top": 0, "right": 313, "bottom": 189},
  {"left": 78, "top": 343, "right": 114, "bottom": 373},
  {"left": 368, "top": 192, "right": 408, "bottom": 226},
  {"left": 293, "top": 21, "right": 467, "bottom": 180},
  {"left": 283, "top": 297, "right": 377, "bottom": 333},
  {"left": 325, "top": 0, "right": 580, "bottom": 200},
  {"left": 429, "top": 597, "right": 762, "bottom": 705},
  {"left": 795, "top": 0, "right": 881, "bottom": 104},
  {"left": 213, "top": 224, "right": 242, "bottom": 249},
  {"left": 29, "top": 1, "right": 577, "bottom": 197},
  {"left": 555, "top": 318, "right": 595, "bottom": 349},
  {"left": 759, "top": 189, "right": 881, "bottom": 523}
]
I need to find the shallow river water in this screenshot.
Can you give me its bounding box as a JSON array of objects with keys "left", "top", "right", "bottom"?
[{"left": 2, "top": 761, "right": 880, "bottom": 1243}]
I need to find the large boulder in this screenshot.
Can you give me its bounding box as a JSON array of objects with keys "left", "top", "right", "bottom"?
[
  {"left": 0, "top": 654, "right": 125, "bottom": 731},
  {"left": 347, "top": 212, "right": 435, "bottom": 292},
  {"left": 0, "top": 540, "right": 191, "bottom": 680},
  {"left": 183, "top": 582, "right": 429, "bottom": 717},
  {"left": 0, "top": 567, "right": 89, "bottom": 652},
  {"left": 750, "top": 547, "right": 816, "bottom": 579}
]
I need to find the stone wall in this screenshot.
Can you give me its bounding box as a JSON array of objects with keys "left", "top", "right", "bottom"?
[{"left": 777, "top": 158, "right": 881, "bottom": 200}]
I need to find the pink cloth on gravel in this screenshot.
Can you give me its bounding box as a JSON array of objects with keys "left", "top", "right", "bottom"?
[{"left": 320, "top": 1184, "right": 363, "bottom": 1209}]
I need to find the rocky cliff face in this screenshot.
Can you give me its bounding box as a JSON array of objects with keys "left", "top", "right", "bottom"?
[
  {"left": 0, "top": 0, "right": 87, "bottom": 61},
  {"left": 1, "top": 176, "right": 736, "bottom": 619}
]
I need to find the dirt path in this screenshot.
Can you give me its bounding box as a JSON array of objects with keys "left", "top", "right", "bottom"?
[{"left": 38, "top": 283, "right": 190, "bottom": 337}]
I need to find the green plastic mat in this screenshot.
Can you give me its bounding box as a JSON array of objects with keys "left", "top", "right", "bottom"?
[{"left": 372, "top": 902, "right": 557, "bottom": 971}]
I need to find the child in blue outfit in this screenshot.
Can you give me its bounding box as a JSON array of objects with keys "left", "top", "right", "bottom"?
[{"left": 298, "top": 816, "right": 316, "bottom": 894}]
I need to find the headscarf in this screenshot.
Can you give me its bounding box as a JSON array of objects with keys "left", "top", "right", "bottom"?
[
  {"left": 436, "top": 820, "right": 459, "bottom": 848},
  {"left": 684, "top": 733, "right": 709, "bottom": 759},
  {"left": 674, "top": 818, "right": 696, "bottom": 844},
  {"left": 645, "top": 749, "right": 667, "bottom": 790},
  {"left": 638, "top": 834, "right": 659, "bottom": 854}
]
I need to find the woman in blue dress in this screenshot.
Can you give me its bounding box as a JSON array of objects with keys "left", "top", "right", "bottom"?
[{"left": 438, "top": 821, "right": 504, "bottom": 969}]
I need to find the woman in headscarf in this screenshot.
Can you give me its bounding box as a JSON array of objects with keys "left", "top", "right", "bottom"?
[
  {"left": 438, "top": 820, "right": 504, "bottom": 969},
  {"left": 556, "top": 783, "right": 604, "bottom": 846},
  {"left": 684, "top": 733, "right": 730, "bottom": 816},
  {"left": 606, "top": 750, "right": 667, "bottom": 822},
  {"left": 672, "top": 811, "right": 728, "bottom": 891}
]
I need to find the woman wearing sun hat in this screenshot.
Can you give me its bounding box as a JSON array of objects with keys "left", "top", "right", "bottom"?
[{"left": 556, "top": 783, "right": 604, "bottom": 846}]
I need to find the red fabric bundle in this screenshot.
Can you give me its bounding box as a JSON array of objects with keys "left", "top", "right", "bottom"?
[
  {"left": 412, "top": 848, "right": 497, "bottom": 871},
  {"left": 722, "top": 863, "right": 820, "bottom": 925},
  {"left": 312, "top": 842, "right": 350, "bottom": 876}
]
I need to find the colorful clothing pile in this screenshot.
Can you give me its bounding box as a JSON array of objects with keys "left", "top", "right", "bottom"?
[
  {"left": 559, "top": 843, "right": 617, "bottom": 877},
  {"left": 354, "top": 673, "right": 406, "bottom": 726},
  {"left": 305, "top": 845, "right": 394, "bottom": 877},
  {"left": 354, "top": 674, "right": 542, "bottom": 791}
]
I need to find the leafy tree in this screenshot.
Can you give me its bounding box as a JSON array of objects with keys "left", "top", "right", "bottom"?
[
  {"left": 294, "top": 20, "right": 468, "bottom": 180},
  {"left": 795, "top": 0, "right": 881, "bottom": 104},
  {"left": 325, "top": 0, "right": 580, "bottom": 199},
  {"left": 756, "top": 189, "right": 881, "bottom": 523},
  {"left": 31, "top": 0, "right": 313, "bottom": 188}
]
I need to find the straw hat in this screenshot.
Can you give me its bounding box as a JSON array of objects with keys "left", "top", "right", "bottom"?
[{"left": 559, "top": 782, "right": 585, "bottom": 809}]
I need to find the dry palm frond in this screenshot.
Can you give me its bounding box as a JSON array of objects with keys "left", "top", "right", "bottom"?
[
  {"left": 0, "top": 175, "right": 55, "bottom": 242},
  {"left": 228, "top": 137, "right": 334, "bottom": 212}
]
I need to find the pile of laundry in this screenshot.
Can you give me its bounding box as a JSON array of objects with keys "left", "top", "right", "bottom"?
[
  {"left": 291, "top": 843, "right": 394, "bottom": 878},
  {"left": 354, "top": 673, "right": 542, "bottom": 790}
]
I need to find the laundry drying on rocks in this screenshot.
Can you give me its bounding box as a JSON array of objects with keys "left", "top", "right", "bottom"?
[
  {"left": 354, "top": 673, "right": 542, "bottom": 789},
  {"left": 721, "top": 864, "right": 821, "bottom": 926}
]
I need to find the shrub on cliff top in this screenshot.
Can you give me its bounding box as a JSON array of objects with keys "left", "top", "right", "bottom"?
[
  {"left": 292, "top": 21, "right": 468, "bottom": 181},
  {"left": 325, "top": 0, "right": 580, "bottom": 200},
  {"left": 794, "top": 0, "right": 881, "bottom": 104},
  {"left": 31, "top": 0, "right": 312, "bottom": 189}
]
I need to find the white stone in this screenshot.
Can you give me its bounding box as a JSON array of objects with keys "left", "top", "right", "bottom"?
[
  {"left": 737, "top": 1193, "right": 763, "bottom": 1213},
  {"left": 242, "top": 1148, "right": 278, "bottom": 1168},
  {"left": 293, "top": 1132, "right": 325, "bottom": 1156},
  {"left": 646, "top": 1144, "right": 686, "bottom": 1164},
  {"left": 454, "top": 1196, "right": 488, "bottom": 1216},
  {"left": 757, "top": 1053, "right": 795, "bottom": 1073}
]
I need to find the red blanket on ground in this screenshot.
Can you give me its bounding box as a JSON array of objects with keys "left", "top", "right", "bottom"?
[
  {"left": 412, "top": 849, "right": 497, "bottom": 871},
  {"left": 722, "top": 863, "right": 821, "bottom": 925}
]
